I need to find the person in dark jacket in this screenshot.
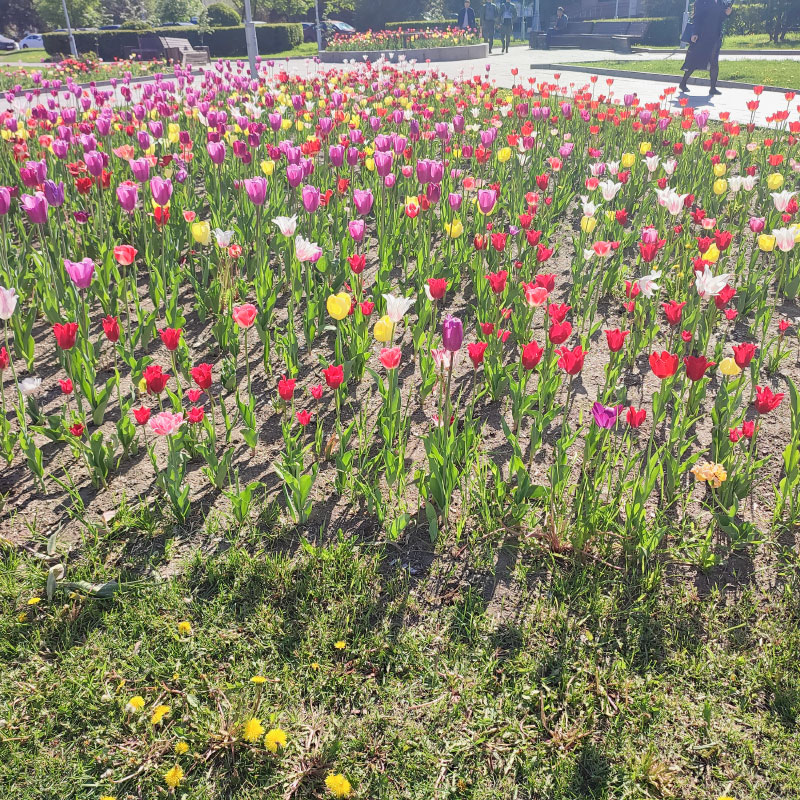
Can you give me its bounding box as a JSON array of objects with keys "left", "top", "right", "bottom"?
[
  {"left": 458, "top": 0, "right": 476, "bottom": 30},
  {"left": 679, "top": 0, "right": 733, "bottom": 95},
  {"left": 482, "top": 0, "right": 498, "bottom": 52},
  {"left": 545, "top": 7, "right": 568, "bottom": 48},
  {"left": 499, "top": 1, "right": 517, "bottom": 53}
]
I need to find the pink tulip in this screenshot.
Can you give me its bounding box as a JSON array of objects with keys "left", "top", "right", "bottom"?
[{"left": 148, "top": 411, "right": 184, "bottom": 436}]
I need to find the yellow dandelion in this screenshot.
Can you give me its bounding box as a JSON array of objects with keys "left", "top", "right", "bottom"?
[
  {"left": 325, "top": 773, "right": 352, "bottom": 798},
  {"left": 334, "top": 640, "right": 346, "bottom": 650},
  {"left": 242, "top": 717, "right": 265, "bottom": 743},
  {"left": 151, "top": 704, "right": 170, "bottom": 725},
  {"left": 311, "top": 662, "right": 320, "bottom": 671},
  {"left": 251, "top": 675, "right": 266, "bottom": 684},
  {"left": 17, "top": 612, "right": 27, "bottom": 622},
  {"left": 177, "top": 620, "right": 192, "bottom": 635},
  {"left": 174, "top": 741, "right": 189, "bottom": 755},
  {"left": 164, "top": 764, "right": 184, "bottom": 789},
  {"left": 125, "top": 695, "right": 145, "bottom": 713},
  {"left": 99, "top": 796, "right": 117, "bottom": 800},
  {"left": 264, "top": 727, "right": 288, "bottom": 753},
  {"left": 27, "top": 597, "right": 42, "bottom": 605}
]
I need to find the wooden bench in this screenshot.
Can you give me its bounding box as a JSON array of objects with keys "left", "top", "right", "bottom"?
[
  {"left": 530, "top": 20, "right": 649, "bottom": 52},
  {"left": 123, "top": 34, "right": 210, "bottom": 66}
]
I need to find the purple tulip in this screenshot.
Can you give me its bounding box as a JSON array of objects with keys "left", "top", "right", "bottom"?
[
  {"left": 477, "top": 189, "right": 497, "bottom": 215},
  {"left": 286, "top": 165, "right": 304, "bottom": 188},
  {"left": 85, "top": 150, "right": 104, "bottom": 178},
  {"left": 353, "top": 188, "right": 374, "bottom": 216},
  {"left": 0, "top": 187, "right": 10, "bottom": 216},
  {"left": 426, "top": 183, "right": 441, "bottom": 204},
  {"left": 319, "top": 117, "right": 333, "bottom": 136},
  {"left": 244, "top": 176, "right": 268, "bottom": 206},
  {"left": 129, "top": 157, "right": 150, "bottom": 183},
  {"left": 207, "top": 141, "right": 226, "bottom": 164},
  {"left": 452, "top": 114, "right": 465, "bottom": 133},
  {"left": 301, "top": 184, "right": 320, "bottom": 213},
  {"left": 374, "top": 151, "right": 393, "bottom": 178},
  {"left": 116, "top": 182, "right": 138, "bottom": 213},
  {"left": 52, "top": 139, "right": 69, "bottom": 159},
  {"left": 384, "top": 174, "right": 396, "bottom": 188},
  {"left": 591, "top": 402, "right": 623, "bottom": 430},
  {"left": 442, "top": 315, "right": 463, "bottom": 352},
  {"left": 328, "top": 145, "right": 344, "bottom": 166},
  {"left": 150, "top": 176, "right": 173, "bottom": 207},
  {"left": 695, "top": 110, "right": 710, "bottom": 128},
  {"left": 749, "top": 216, "right": 766, "bottom": 233},
  {"left": 346, "top": 147, "right": 359, "bottom": 167},
  {"left": 64, "top": 258, "right": 95, "bottom": 289},
  {"left": 268, "top": 113, "right": 282, "bottom": 132},
  {"left": 43, "top": 180, "right": 65, "bottom": 208},
  {"left": 448, "top": 193, "right": 463, "bottom": 211},
  {"left": 623, "top": 93, "right": 635, "bottom": 107},
  {"left": 20, "top": 192, "right": 48, "bottom": 224},
  {"left": 416, "top": 159, "right": 431, "bottom": 185},
  {"left": 137, "top": 130, "right": 151, "bottom": 151}
]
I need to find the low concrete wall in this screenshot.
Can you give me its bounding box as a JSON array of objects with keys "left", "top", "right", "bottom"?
[{"left": 319, "top": 42, "right": 488, "bottom": 63}]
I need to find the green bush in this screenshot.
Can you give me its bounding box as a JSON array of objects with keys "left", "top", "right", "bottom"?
[
  {"left": 384, "top": 19, "right": 458, "bottom": 30},
  {"left": 726, "top": 3, "right": 768, "bottom": 35},
  {"left": 120, "top": 19, "right": 153, "bottom": 30},
  {"left": 591, "top": 16, "right": 681, "bottom": 45},
  {"left": 206, "top": 2, "right": 241, "bottom": 27},
  {"left": 42, "top": 23, "right": 302, "bottom": 59}
]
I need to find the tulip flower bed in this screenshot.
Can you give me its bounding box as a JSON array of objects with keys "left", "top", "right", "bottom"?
[
  {"left": 2, "top": 58, "right": 800, "bottom": 799},
  {"left": 326, "top": 28, "right": 481, "bottom": 51},
  {"left": 0, "top": 58, "right": 168, "bottom": 93}
]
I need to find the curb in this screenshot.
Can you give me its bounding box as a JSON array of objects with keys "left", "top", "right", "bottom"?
[
  {"left": 634, "top": 47, "right": 800, "bottom": 56},
  {"left": 318, "top": 43, "right": 489, "bottom": 64},
  {"left": 529, "top": 63, "right": 797, "bottom": 94}
]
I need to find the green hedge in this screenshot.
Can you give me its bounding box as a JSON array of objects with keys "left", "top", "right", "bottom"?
[
  {"left": 42, "top": 23, "right": 302, "bottom": 60},
  {"left": 591, "top": 16, "right": 681, "bottom": 45},
  {"left": 384, "top": 19, "right": 459, "bottom": 31}
]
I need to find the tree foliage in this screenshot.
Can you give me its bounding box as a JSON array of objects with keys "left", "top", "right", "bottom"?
[
  {"left": 33, "top": 0, "right": 104, "bottom": 30},
  {"left": 207, "top": 2, "right": 241, "bottom": 25},
  {"left": 154, "top": 0, "right": 202, "bottom": 24}
]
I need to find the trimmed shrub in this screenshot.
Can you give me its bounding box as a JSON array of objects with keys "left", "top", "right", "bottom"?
[
  {"left": 384, "top": 19, "right": 458, "bottom": 30},
  {"left": 206, "top": 3, "right": 241, "bottom": 27},
  {"left": 590, "top": 16, "right": 681, "bottom": 45},
  {"left": 43, "top": 23, "right": 302, "bottom": 59},
  {"left": 120, "top": 19, "right": 153, "bottom": 29}
]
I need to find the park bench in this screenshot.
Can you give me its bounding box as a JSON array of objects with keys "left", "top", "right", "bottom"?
[
  {"left": 123, "top": 34, "right": 210, "bottom": 66},
  {"left": 529, "top": 20, "right": 649, "bottom": 52}
]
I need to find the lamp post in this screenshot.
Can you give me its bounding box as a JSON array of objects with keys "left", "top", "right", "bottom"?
[
  {"left": 614, "top": 0, "right": 620, "bottom": 18},
  {"left": 682, "top": 0, "right": 691, "bottom": 48},
  {"left": 314, "top": 0, "right": 323, "bottom": 52},
  {"left": 242, "top": 0, "right": 259, "bottom": 79},
  {"left": 60, "top": 0, "right": 77, "bottom": 57},
  {"left": 532, "top": 0, "right": 540, "bottom": 31}
]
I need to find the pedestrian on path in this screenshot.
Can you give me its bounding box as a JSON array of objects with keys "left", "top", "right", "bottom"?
[
  {"left": 458, "top": 0, "right": 477, "bottom": 30},
  {"left": 679, "top": 0, "right": 734, "bottom": 96},
  {"left": 499, "top": 1, "right": 518, "bottom": 53},
  {"left": 482, "top": 0, "right": 498, "bottom": 53}
]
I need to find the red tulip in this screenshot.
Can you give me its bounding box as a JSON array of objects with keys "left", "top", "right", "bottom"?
[
  {"left": 187, "top": 389, "right": 203, "bottom": 403},
  {"left": 714, "top": 229, "right": 732, "bottom": 251},
  {"left": 59, "top": 377, "right": 73, "bottom": 394},
  {"left": 191, "top": 363, "right": 213, "bottom": 390},
  {"left": 549, "top": 321, "right": 572, "bottom": 345},
  {"left": 310, "top": 384, "right": 324, "bottom": 400},
  {"left": 485, "top": 270, "right": 508, "bottom": 295},
  {"left": 697, "top": 236, "right": 712, "bottom": 254},
  {"left": 615, "top": 209, "right": 628, "bottom": 225},
  {"left": 479, "top": 322, "right": 495, "bottom": 336},
  {"left": 379, "top": 347, "right": 402, "bottom": 370},
  {"left": 662, "top": 300, "right": 686, "bottom": 326},
  {"left": 741, "top": 420, "right": 756, "bottom": 439},
  {"left": 490, "top": 233, "right": 508, "bottom": 252},
  {"left": 69, "top": 422, "right": 85, "bottom": 437},
  {"left": 714, "top": 285, "right": 736, "bottom": 310},
  {"left": 323, "top": 364, "right": 344, "bottom": 389},
  {"left": 143, "top": 365, "right": 170, "bottom": 395},
  {"left": 649, "top": 350, "right": 679, "bottom": 380},
  {"left": 468, "top": 341, "right": 488, "bottom": 367},
  {"left": 278, "top": 375, "right": 296, "bottom": 401},
  {"left": 102, "top": 315, "right": 120, "bottom": 342},
  {"left": 133, "top": 406, "right": 151, "bottom": 425},
  {"left": 521, "top": 341, "right": 544, "bottom": 369},
  {"left": 360, "top": 300, "right": 375, "bottom": 316},
  {"left": 348, "top": 254, "right": 366, "bottom": 274},
  {"left": 779, "top": 319, "right": 791, "bottom": 333},
  {"left": 427, "top": 278, "right": 447, "bottom": 300},
  {"left": 547, "top": 303, "right": 571, "bottom": 323},
  {"left": 296, "top": 409, "right": 312, "bottom": 426},
  {"left": 626, "top": 406, "right": 646, "bottom": 427},
  {"left": 159, "top": 327, "right": 182, "bottom": 351},
  {"left": 639, "top": 241, "right": 660, "bottom": 262},
  {"left": 684, "top": 355, "right": 715, "bottom": 381},
  {"left": 113, "top": 245, "right": 137, "bottom": 265},
  {"left": 557, "top": 345, "right": 586, "bottom": 375},
  {"left": 729, "top": 427, "right": 743, "bottom": 443},
  {"left": 604, "top": 328, "right": 629, "bottom": 352},
  {"left": 732, "top": 342, "right": 756, "bottom": 368},
  {"left": 187, "top": 406, "right": 205, "bottom": 424},
  {"left": 525, "top": 229, "right": 542, "bottom": 246},
  {"left": 0, "top": 346, "right": 8, "bottom": 371},
  {"left": 624, "top": 280, "right": 640, "bottom": 299},
  {"left": 535, "top": 273, "right": 555, "bottom": 292},
  {"left": 53, "top": 322, "right": 78, "bottom": 350},
  {"left": 754, "top": 385, "right": 783, "bottom": 414},
  {"left": 536, "top": 244, "right": 554, "bottom": 262}
]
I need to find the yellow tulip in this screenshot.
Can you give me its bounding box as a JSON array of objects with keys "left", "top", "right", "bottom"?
[
  {"left": 497, "top": 147, "right": 512, "bottom": 163},
  {"left": 580, "top": 215, "right": 597, "bottom": 234},
  {"left": 295, "top": 120, "right": 305, "bottom": 131},
  {"left": 167, "top": 123, "right": 180, "bottom": 144},
  {"left": 719, "top": 357, "right": 742, "bottom": 377},
  {"left": 374, "top": 315, "right": 393, "bottom": 342},
  {"left": 638, "top": 142, "right": 651, "bottom": 155},
  {"left": 621, "top": 152, "right": 635, "bottom": 168},
  {"left": 191, "top": 221, "right": 211, "bottom": 246},
  {"left": 604, "top": 210, "right": 615, "bottom": 223},
  {"left": 260, "top": 159, "right": 275, "bottom": 176},
  {"left": 365, "top": 157, "right": 375, "bottom": 172},
  {"left": 280, "top": 118, "right": 292, "bottom": 131},
  {"left": 767, "top": 172, "right": 784, "bottom": 190},
  {"left": 713, "top": 179, "right": 727, "bottom": 196},
  {"left": 704, "top": 243, "right": 720, "bottom": 263},
  {"left": 758, "top": 234, "right": 776, "bottom": 252},
  {"left": 444, "top": 218, "right": 464, "bottom": 238},
  {"left": 326, "top": 292, "right": 351, "bottom": 321},
  {"left": 713, "top": 163, "right": 727, "bottom": 177}
]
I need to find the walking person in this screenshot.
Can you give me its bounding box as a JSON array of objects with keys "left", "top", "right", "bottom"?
[
  {"left": 458, "top": 0, "right": 476, "bottom": 30},
  {"left": 482, "top": 0, "right": 498, "bottom": 53},
  {"left": 679, "top": 0, "right": 733, "bottom": 96},
  {"left": 499, "top": 0, "right": 517, "bottom": 53}
]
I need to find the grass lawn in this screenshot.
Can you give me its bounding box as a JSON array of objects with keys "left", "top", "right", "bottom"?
[
  {"left": 723, "top": 33, "right": 800, "bottom": 49},
  {"left": 2, "top": 506, "right": 799, "bottom": 798},
  {"left": 0, "top": 48, "right": 48, "bottom": 63},
  {"left": 581, "top": 58, "right": 800, "bottom": 87}
]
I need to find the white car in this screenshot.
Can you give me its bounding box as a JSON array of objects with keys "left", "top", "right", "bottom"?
[{"left": 19, "top": 33, "right": 44, "bottom": 49}]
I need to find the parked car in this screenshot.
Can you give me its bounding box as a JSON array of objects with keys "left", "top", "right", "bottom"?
[
  {"left": 0, "top": 34, "right": 19, "bottom": 51},
  {"left": 19, "top": 33, "right": 44, "bottom": 48},
  {"left": 99, "top": 25, "right": 121, "bottom": 30},
  {"left": 303, "top": 19, "right": 357, "bottom": 44}
]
